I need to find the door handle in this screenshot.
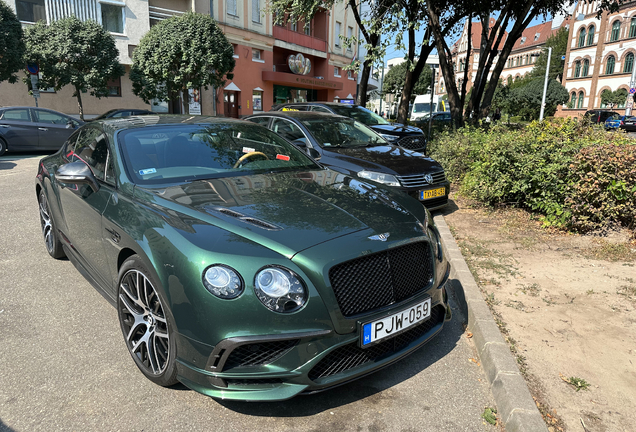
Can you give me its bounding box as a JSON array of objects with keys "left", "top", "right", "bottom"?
[
  {"left": 105, "top": 227, "right": 121, "bottom": 243},
  {"left": 38, "top": 127, "right": 48, "bottom": 131}
]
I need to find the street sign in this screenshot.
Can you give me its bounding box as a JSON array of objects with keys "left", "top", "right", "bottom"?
[
  {"left": 27, "top": 63, "right": 39, "bottom": 75},
  {"left": 561, "top": 55, "right": 566, "bottom": 60},
  {"left": 29, "top": 74, "right": 40, "bottom": 107},
  {"left": 630, "top": 87, "right": 636, "bottom": 94}
]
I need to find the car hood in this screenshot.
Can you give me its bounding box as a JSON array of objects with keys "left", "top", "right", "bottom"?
[
  {"left": 369, "top": 124, "right": 423, "bottom": 135},
  {"left": 323, "top": 145, "right": 444, "bottom": 176},
  {"left": 136, "top": 170, "right": 427, "bottom": 258}
]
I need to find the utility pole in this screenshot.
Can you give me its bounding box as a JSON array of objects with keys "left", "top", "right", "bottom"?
[
  {"left": 379, "top": 60, "right": 385, "bottom": 116},
  {"left": 427, "top": 65, "right": 436, "bottom": 143},
  {"left": 539, "top": 47, "right": 552, "bottom": 121}
]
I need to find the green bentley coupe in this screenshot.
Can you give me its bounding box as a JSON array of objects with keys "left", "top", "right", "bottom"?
[{"left": 35, "top": 115, "right": 451, "bottom": 401}]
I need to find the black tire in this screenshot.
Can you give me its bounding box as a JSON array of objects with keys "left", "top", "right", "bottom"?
[
  {"left": 38, "top": 189, "right": 66, "bottom": 259},
  {"left": 0, "top": 138, "right": 7, "bottom": 156},
  {"left": 117, "top": 255, "right": 179, "bottom": 387}
]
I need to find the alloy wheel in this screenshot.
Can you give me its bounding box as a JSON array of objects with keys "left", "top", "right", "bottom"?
[
  {"left": 119, "top": 269, "right": 170, "bottom": 376},
  {"left": 39, "top": 192, "right": 54, "bottom": 254}
]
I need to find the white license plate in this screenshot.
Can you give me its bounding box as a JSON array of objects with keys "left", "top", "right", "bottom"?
[{"left": 361, "top": 298, "right": 432, "bottom": 347}]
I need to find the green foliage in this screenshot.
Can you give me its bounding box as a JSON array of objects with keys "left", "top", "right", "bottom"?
[
  {"left": 382, "top": 60, "right": 433, "bottom": 102},
  {"left": 24, "top": 16, "right": 124, "bottom": 119},
  {"left": 130, "top": 12, "right": 235, "bottom": 104},
  {"left": 600, "top": 89, "right": 628, "bottom": 109},
  {"left": 504, "top": 77, "right": 569, "bottom": 120},
  {"left": 567, "top": 142, "right": 636, "bottom": 232},
  {"left": 0, "top": 0, "right": 25, "bottom": 84},
  {"left": 482, "top": 407, "right": 497, "bottom": 425},
  {"left": 429, "top": 118, "right": 636, "bottom": 234},
  {"left": 530, "top": 27, "right": 569, "bottom": 81}
]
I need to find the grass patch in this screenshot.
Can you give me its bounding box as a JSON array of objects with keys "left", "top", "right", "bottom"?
[
  {"left": 482, "top": 407, "right": 497, "bottom": 425},
  {"left": 563, "top": 376, "right": 591, "bottom": 392},
  {"left": 583, "top": 240, "right": 636, "bottom": 262},
  {"left": 518, "top": 283, "right": 541, "bottom": 297}
]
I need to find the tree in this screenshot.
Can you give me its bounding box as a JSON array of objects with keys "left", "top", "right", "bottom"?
[
  {"left": 530, "top": 26, "right": 569, "bottom": 81},
  {"left": 0, "top": 0, "right": 26, "bottom": 84},
  {"left": 600, "top": 89, "right": 628, "bottom": 109},
  {"left": 507, "top": 77, "right": 569, "bottom": 120},
  {"left": 23, "top": 17, "right": 124, "bottom": 120},
  {"left": 130, "top": 12, "right": 235, "bottom": 108},
  {"left": 382, "top": 61, "right": 432, "bottom": 102}
]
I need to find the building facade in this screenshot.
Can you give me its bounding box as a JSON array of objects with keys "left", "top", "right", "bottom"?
[
  {"left": 560, "top": 0, "right": 636, "bottom": 116},
  {"left": 2, "top": 0, "right": 358, "bottom": 118}
]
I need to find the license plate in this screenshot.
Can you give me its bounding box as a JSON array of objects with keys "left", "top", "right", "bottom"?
[
  {"left": 419, "top": 187, "right": 446, "bottom": 200},
  {"left": 361, "top": 298, "right": 432, "bottom": 347}
]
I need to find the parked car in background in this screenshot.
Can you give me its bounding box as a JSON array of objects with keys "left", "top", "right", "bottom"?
[
  {"left": 619, "top": 116, "right": 636, "bottom": 132},
  {"left": 90, "top": 108, "right": 153, "bottom": 121},
  {"left": 271, "top": 102, "right": 427, "bottom": 152},
  {"left": 0, "top": 106, "right": 83, "bottom": 156},
  {"left": 604, "top": 114, "right": 626, "bottom": 130},
  {"left": 410, "top": 95, "right": 448, "bottom": 122},
  {"left": 246, "top": 111, "right": 450, "bottom": 210},
  {"left": 411, "top": 112, "right": 452, "bottom": 129},
  {"left": 584, "top": 109, "right": 619, "bottom": 124},
  {"left": 36, "top": 115, "right": 451, "bottom": 400}
]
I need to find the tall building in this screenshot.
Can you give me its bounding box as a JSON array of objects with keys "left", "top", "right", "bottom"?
[
  {"left": 2, "top": 0, "right": 358, "bottom": 118},
  {"left": 560, "top": 0, "right": 636, "bottom": 114}
]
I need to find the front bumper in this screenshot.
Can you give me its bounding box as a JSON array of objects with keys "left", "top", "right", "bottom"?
[
  {"left": 174, "top": 282, "right": 451, "bottom": 401},
  {"left": 405, "top": 182, "right": 451, "bottom": 210}
]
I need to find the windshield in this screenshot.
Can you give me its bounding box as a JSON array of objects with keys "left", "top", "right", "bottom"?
[
  {"left": 93, "top": 110, "right": 121, "bottom": 120},
  {"left": 412, "top": 103, "right": 437, "bottom": 114},
  {"left": 301, "top": 118, "right": 387, "bottom": 148},
  {"left": 328, "top": 105, "right": 390, "bottom": 125},
  {"left": 119, "top": 123, "right": 320, "bottom": 185}
]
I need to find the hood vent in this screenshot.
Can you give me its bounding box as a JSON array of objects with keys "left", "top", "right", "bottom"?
[{"left": 210, "top": 207, "right": 282, "bottom": 231}]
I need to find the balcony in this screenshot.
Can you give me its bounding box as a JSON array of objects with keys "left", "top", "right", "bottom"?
[
  {"left": 273, "top": 26, "right": 326, "bottom": 52},
  {"left": 148, "top": 0, "right": 189, "bottom": 26}
]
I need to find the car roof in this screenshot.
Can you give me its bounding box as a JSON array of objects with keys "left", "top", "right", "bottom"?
[
  {"left": 277, "top": 102, "right": 362, "bottom": 109},
  {"left": 249, "top": 111, "right": 347, "bottom": 120},
  {"left": 94, "top": 114, "right": 249, "bottom": 133}
]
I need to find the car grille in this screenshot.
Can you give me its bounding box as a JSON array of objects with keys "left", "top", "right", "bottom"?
[
  {"left": 396, "top": 172, "right": 447, "bottom": 188},
  {"left": 329, "top": 241, "right": 434, "bottom": 317},
  {"left": 308, "top": 305, "right": 444, "bottom": 381},
  {"left": 225, "top": 378, "right": 284, "bottom": 386},
  {"left": 396, "top": 135, "right": 426, "bottom": 150},
  {"left": 223, "top": 340, "right": 299, "bottom": 370}
]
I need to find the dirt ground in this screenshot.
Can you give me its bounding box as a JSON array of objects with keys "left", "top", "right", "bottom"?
[{"left": 441, "top": 193, "right": 636, "bottom": 432}]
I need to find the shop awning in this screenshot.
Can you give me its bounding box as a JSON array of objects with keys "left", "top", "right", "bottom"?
[{"left": 224, "top": 82, "right": 241, "bottom": 92}]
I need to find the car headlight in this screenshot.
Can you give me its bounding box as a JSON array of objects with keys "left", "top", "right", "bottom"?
[
  {"left": 203, "top": 265, "right": 244, "bottom": 299},
  {"left": 378, "top": 133, "right": 399, "bottom": 142},
  {"left": 427, "top": 226, "right": 443, "bottom": 261},
  {"left": 357, "top": 170, "right": 401, "bottom": 187},
  {"left": 254, "top": 267, "right": 307, "bottom": 313}
]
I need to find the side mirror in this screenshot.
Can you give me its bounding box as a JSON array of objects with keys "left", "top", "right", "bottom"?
[
  {"left": 66, "top": 121, "right": 75, "bottom": 129},
  {"left": 292, "top": 138, "right": 307, "bottom": 147},
  {"left": 56, "top": 162, "right": 99, "bottom": 192},
  {"left": 307, "top": 148, "right": 321, "bottom": 160}
]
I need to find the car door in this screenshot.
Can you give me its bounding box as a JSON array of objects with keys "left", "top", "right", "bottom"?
[
  {"left": 270, "top": 117, "right": 310, "bottom": 146},
  {"left": 58, "top": 125, "right": 115, "bottom": 286},
  {"left": 0, "top": 108, "right": 39, "bottom": 150},
  {"left": 32, "top": 109, "right": 79, "bottom": 151}
]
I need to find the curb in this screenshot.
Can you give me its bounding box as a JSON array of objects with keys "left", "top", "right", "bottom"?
[{"left": 433, "top": 213, "right": 548, "bottom": 432}]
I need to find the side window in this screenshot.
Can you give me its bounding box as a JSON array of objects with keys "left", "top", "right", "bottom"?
[
  {"left": 111, "top": 111, "right": 131, "bottom": 118},
  {"left": 63, "top": 130, "right": 82, "bottom": 159},
  {"left": 33, "top": 109, "right": 71, "bottom": 125},
  {"left": 71, "top": 127, "right": 109, "bottom": 181},
  {"left": 105, "top": 151, "right": 116, "bottom": 185},
  {"left": 247, "top": 116, "right": 271, "bottom": 127},
  {"left": 1, "top": 109, "right": 32, "bottom": 122},
  {"left": 311, "top": 106, "right": 332, "bottom": 113},
  {"left": 271, "top": 118, "right": 307, "bottom": 142},
  {"left": 281, "top": 105, "right": 309, "bottom": 112}
]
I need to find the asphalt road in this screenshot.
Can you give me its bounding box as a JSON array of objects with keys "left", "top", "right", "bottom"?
[{"left": 0, "top": 153, "right": 496, "bottom": 432}]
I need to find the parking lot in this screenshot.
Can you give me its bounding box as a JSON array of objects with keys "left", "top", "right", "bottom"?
[{"left": 0, "top": 153, "right": 496, "bottom": 432}]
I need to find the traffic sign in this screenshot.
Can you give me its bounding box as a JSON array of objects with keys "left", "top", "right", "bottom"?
[
  {"left": 561, "top": 55, "right": 566, "bottom": 60},
  {"left": 27, "top": 63, "right": 39, "bottom": 75},
  {"left": 630, "top": 87, "right": 636, "bottom": 94}
]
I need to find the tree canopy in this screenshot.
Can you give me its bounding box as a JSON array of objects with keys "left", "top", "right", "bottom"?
[
  {"left": 497, "top": 76, "right": 569, "bottom": 120},
  {"left": 24, "top": 16, "right": 124, "bottom": 120},
  {"left": 383, "top": 61, "right": 432, "bottom": 101},
  {"left": 530, "top": 26, "right": 569, "bottom": 81},
  {"left": 130, "top": 12, "right": 235, "bottom": 106},
  {"left": 600, "top": 89, "right": 628, "bottom": 109},
  {"left": 0, "top": 0, "right": 26, "bottom": 84}
]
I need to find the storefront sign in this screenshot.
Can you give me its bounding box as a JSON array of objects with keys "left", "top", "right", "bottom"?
[
  {"left": 288, "top": 53, "right": 311, "bottom": 75},
  {"left": 263, "top": 71, "right": 344, "bottom": 90}
]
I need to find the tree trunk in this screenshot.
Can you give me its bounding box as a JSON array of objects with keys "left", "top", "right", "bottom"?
[
  {"left": 74, "top": 85, "right": 84, "bottom": 121},
  {"left": 357, "top": 60, "right": 372, "bottom": 106}
]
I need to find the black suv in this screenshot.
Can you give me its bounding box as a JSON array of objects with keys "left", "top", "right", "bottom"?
[
  {"left": 271, "top": 102, "right": 427, "bottom": 152},
  {"left": 584, "top": 110, "right": 620, "bottom": 124}
]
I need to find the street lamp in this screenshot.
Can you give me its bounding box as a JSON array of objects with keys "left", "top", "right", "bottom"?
[
  {"left": 427, "top": 64, "right": 437, "bottom": 143},
  {"left": 539, "top": 47, "right": 552, "bottom": 121}
]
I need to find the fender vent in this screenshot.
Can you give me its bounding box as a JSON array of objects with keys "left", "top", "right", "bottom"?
[{"left": 208, "top": 207, "right": 282, "bottom": 231}]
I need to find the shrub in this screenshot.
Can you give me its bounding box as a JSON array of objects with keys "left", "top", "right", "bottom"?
[{"left": 567, "top": 143, "right": 636, "bottom": 232}]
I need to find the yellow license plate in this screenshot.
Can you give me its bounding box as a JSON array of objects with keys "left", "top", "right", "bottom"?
[{"left": 419, "top": 187, "right": 446, "bottom": 200}]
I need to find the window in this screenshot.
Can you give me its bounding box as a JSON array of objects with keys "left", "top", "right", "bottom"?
[
  {"left": 587, "top": 26, "right": 595, "bottom": 45},
  {"left": 577, "top": 91, "right": 584, "bottom": 109},
  {"left": 70, "top": 127, "right": 109, "bottom": 181},
  {"left": 252, "top": 91, "right": 263, "bottom": 112},
  {"left": 574, "top": 61, "right": 581, "bottom": 77},
  {"left": 304, "top": 22, "right": 311, "bottom": 35},
  {"left": 582, "top": 59, "right": 589, "bottom": 76},
  {"left": 252, "top": 0, "right": 260, "bottom": 23},
  {"left": 347, "top": 70, "right": 354, "bottom": 79},
  {"left": 631, "top": 18, "right": 636, "bottom": 38},
  {"left": 347, "top": 26, "right": 353, "bottom": 51},
  {"left": 311, "top": 106, "right": 332, "bottom": 113},
  {"left": 101, "top": 3, "right": 124, "bottom": 34},
  {"left": 570, "top": 92, "right": 576, "bottom": 106},
  {"left": 16, "top": 0, "right": 45, "bottom": 22},
  {"left": 291, "top": 21, "right": 298, "bottom": 32},
  {"left": 226, "top": 0, "right": 237, "bottom": 16},
  {"left": 1, "top": 109, "right": 31, "bottom": 122},
  {"left": 107, "top": 76, "right": 121, "bottom": 96},
  {"left": 247, "top": 116, "right": 271, "bottom": 126},
  {"left": 335, "top": 22, "right": 341, "bottom": 47},
  {"left": 33, "top": 109, "right": 72, "bottom": 125},
  {"left": 606, "top": 55, "right": 615, "bottom": 74},
  {"left": 232, "top": 44, "right": 239, "bottom": 58},
  {"left": 534, "top": 33, "right": 540, "bottom": 41},
  {"left": 252, "top": 49, "right": 262, "bottom": 61},
  {"left": 624, "top": 53, "right": 634, "bottom": 73},
  {"left": 271, "top": 118, "right": 307, "bottom": 142},
  {"left": 611, "top": 21, "right": 620, "bottom": 42},
  {"left": 578, "top": 28, "right": 586, "bottom": 47},
  {"left": 334, "top": 66, "right": 340, "bottom": 77}
]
